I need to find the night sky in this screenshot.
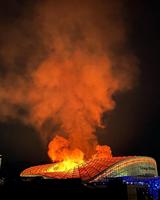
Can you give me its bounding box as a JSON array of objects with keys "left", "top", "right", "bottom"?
[{"left": 0, "top": 0, "right": 159, "bottom": 172}]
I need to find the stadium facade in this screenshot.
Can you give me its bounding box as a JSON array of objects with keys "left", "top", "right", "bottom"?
[{"left": 20, "top": 156, "right": 158, "bottom": 182}]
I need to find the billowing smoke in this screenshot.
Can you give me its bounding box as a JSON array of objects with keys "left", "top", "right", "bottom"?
[{"left": 0, "top": 0, "right": 138, "bottom": 160}]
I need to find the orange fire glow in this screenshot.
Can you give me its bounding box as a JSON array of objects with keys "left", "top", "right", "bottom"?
[
  {"left": 47, "top": 135, "right": 112, "bottom": 172},
  {"left": 36, "top": 51, "right": 128, "bottom": 172},
  {"left": 48, "top": 136, "right": 84, "bottom": 163},
  {"left": 30, "top": 51, "right": 120, "bottom": 164},
  {"left": 48, "top": 135, "right": 84, "bottom": 171}
]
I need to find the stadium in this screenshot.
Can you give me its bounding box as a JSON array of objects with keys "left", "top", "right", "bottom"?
[{"left": 20, "top": 156, "right": 158, "bottom": 182}]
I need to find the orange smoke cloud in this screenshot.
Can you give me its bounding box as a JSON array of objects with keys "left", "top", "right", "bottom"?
[
  {"left": 0, "top": 0, "right": 138, "bottom": 162},
  {"left": 28, "top": 50, "right": 122, "bottom": 159}
]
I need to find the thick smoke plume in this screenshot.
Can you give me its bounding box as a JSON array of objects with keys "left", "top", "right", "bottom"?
[{"left": 0, "top": 0, "right": 138, "bottom": 160}]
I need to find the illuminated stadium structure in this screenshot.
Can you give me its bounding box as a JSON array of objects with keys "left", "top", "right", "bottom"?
[{"left": 21, "top": 156, "right": 158, "bottom": 182}]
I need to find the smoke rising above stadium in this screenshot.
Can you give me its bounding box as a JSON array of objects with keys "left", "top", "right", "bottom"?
[{"left": 0, "top": 0, "right": 138, "bottom": 163}]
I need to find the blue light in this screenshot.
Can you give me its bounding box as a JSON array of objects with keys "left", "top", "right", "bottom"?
[
  {"left": 92, "top": 176, "right": 160, "bottom": 199},
  {"left": 121, "top": 176, "right": 160, "bottom": 200}
]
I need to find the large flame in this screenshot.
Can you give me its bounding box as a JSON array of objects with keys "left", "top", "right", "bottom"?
[
  {"left": 48, "top": 136, "right": 84, "bottom": 163},
  {"left": 48, "top": 135, "right": 84, "bottom": 171},
  {"left": 47, "top": 135, "right": 112, "bottom": 172}
]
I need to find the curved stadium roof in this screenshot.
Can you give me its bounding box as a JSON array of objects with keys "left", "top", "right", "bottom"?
[{"left": 20, "top": 156, "right": 157, "bottom": 182}]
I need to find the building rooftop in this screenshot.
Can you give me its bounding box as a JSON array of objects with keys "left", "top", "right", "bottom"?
[{"left": 20, "top": 156, "right": 157, "bottom": 181}]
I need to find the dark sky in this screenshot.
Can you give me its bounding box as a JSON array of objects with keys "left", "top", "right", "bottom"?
[{"left": 0, "top": 0, "right": 159, "bottom": 170}]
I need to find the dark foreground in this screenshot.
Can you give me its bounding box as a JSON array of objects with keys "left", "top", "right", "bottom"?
[{"left": 1, "top": 176, "right": 159, "bottom": 199}]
